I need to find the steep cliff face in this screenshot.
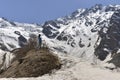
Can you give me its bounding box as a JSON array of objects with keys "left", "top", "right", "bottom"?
[
  {"left": 94, "top": 10, "right": 120, "bottom": 61},
  {"left": 97, "top": 10, "right": 120, "bottom": 67}
]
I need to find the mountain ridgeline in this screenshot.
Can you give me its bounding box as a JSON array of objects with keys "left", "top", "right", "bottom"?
[{"left": 0, "top": 4, "right": 120, "bottom": 67}]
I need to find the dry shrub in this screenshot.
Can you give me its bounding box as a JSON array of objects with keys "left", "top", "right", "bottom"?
[
  {"left": 0, "top": 49, "right": 61, "bottom": 78},
  {"left": 27, "top": 34, "right": 38, "bottom": 50}
]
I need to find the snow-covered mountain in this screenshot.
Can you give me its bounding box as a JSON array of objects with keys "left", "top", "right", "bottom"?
[
  {"left": 0, "top": 4, "right": 120, "bottom": 65},
  {"left": 42, "top": 4, "right": 120, "bottom": 62}
]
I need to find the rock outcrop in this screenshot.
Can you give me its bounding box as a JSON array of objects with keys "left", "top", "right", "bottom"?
[{"left": 94, "top": 9, "right": 120, "bottom": 60}]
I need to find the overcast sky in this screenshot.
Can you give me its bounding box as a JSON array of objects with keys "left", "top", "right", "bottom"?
[{"left": 0, "top": 0, "right": 119, "bottom": 24}]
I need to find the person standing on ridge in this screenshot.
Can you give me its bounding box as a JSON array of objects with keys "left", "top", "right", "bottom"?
[{"left": 38, "top": 34, "right": 42, "bottom": 49}]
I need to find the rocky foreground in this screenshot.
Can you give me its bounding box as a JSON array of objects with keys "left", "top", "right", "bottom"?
[{"left": 0, "top": 47, "right": 61, "bottom": 78}]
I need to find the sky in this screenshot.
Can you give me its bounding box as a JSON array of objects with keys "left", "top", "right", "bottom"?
[{"left": 0, "top": 0, "right": 119, "bottom": 24}]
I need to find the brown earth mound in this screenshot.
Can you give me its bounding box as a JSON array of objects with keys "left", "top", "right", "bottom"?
[{"left": 0, "top": 48, "right": 61, "bottom": 78}]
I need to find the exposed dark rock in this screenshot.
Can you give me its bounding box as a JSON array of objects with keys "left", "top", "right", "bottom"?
[
  {"left": 42, "top": 20, "right": 60, "bottom": 38},
  {"left": 87, "top": 43, "right": 91, "bottom": 47},
  {"left": 0, "top": 43, "right": 8, "bottom": 51},
  {"left": 105, "top": 5, "right": 119, "bottom": 12},
  {"left": 57, "top": 32, "right": 68, "bottom": 41},
  {"left": 108, "top": 53, "right": 120, "bottom": 67},
  {"left": 88, "top": 4, "right": 103, "bottom": 13},
  {"left": 18, "top": 35, "right": 27, "bottom": 47},
  {"left": 79, "top": 38, "right": 85, "bottom": 48},
  {"left": 44, "top": 20, "right": 60, "bottom": 29},
  {"left": 94, "top": 10, "right": 120, "bottom": 61},
  {"left": 42, "top": 25, "right": 59, "bottom": 38}
]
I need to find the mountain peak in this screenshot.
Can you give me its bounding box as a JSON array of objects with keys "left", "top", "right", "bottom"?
[
  {"left": 0, "top": 17, "right": 16, "bottom": 27},
  {"left": 0, "top": 17, "right": 8, "bottom": 21}
]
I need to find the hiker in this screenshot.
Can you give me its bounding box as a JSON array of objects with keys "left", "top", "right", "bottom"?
[
  {"left": 38, "top": 34, "right": 42, "bottom": 49},
  {"left": 14, "top": 31, "right": 27, "bottom": 47}
]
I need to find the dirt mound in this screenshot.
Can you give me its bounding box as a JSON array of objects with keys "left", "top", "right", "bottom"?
[{"left": 0, "top": 48, "right": 61, "bottom": 78}]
